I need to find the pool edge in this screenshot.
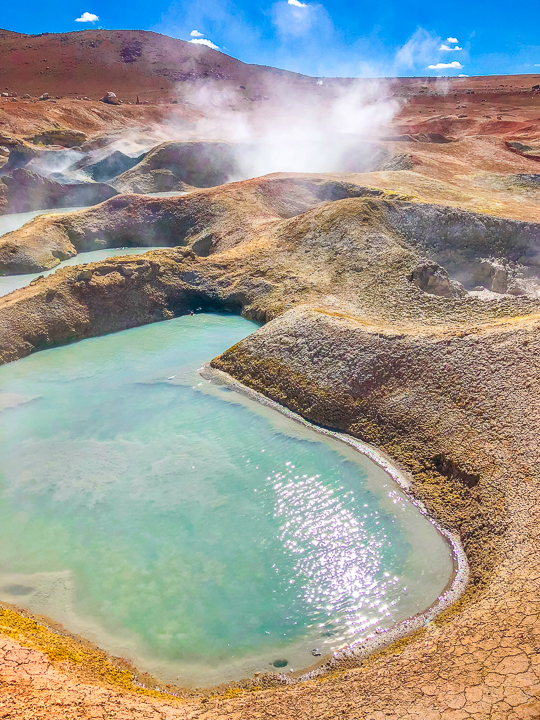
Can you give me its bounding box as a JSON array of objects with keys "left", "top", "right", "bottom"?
[{"left": 199, "top": 362, "right": 470, "bottom": 685}]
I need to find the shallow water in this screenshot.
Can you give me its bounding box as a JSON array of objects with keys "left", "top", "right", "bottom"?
[
  {"left": 0, "top": 201, "right": 177, "bottom": 298},
  {"left": 144, "top": 191, "right": 190, "bottom": 198},
  {"left": 0, "top": 247, "right": 168, "bottom": 298},
  {"left": 0, "top": 207, "right": 87, "bottom": 238},
  {"left": 0, "top": 314, "right": 454, "bottom": 687}
]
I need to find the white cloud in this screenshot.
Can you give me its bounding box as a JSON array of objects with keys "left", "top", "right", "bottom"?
[
  {"left": 190, "top": 30, "right": 204, "bottom": 37},
  {"left": 535, "top": 63, "right": 540, "bottom": 67},
  {"left": 189, "top": 38, "right": 220, "bottom": 50},
  {"left": 394, "top": 28, "right": 440, "bottom": 71},
  {"left": 446, "top": 37, "right": 458, "bottom": 44},
  {"left": 458, "top": 74, "right": 468, "bottom": 77},
  {"left": 439, "top": 44, "right": 462, "bottom": 51},
  {"left": 428, "top": 61, "right": 464, "bottom": 70},
  {"left": 272, "top": 0, "right": 330, "bottom": 40},
  {"left": 75, "top": 11, "right": 99, "bottom": 22}
]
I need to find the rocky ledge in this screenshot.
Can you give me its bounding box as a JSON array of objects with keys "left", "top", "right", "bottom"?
[
  {"left": 0, "top": 168, "right": 118, "bottom": 216},
  {"left": 0, "top": 174, "right": 539, "bottom": 719}
]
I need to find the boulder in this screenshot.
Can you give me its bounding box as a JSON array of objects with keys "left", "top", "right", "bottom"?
[
  {"left": 101, "top": 91, "right": 120, "bottom": 105},
  {"left": 410, "top": 260, "right": 467, "bottom": 298}
]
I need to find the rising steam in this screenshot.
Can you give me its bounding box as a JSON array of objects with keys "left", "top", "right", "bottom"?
[{"left": 162, "top": 76, "right": 402, "bottom": 178}]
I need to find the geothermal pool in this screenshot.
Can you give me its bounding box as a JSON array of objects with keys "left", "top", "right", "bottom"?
[
  {"left": 0, "top": 314, "right": 454, "bottom": 687},
  {"left": 0, "top": 206, "right": 87, "bottom": 237},
  {"left": 0, "top": 247, "right": 168, "bottom": 297},
  {"left": 0, "top": 205, "right": 169, "bottom": 297}
]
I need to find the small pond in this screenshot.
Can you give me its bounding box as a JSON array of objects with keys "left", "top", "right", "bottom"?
[
  {"left": 0, "top": 207, "right": 87, "bottom": 238},
  {"left": 0, "top": 204, "right": 169, "bottom": 297},
  {"left": 0, "top": 314, "right": 455, "bottom": 687},
  {"left": 0, "top": 247, "right": 168, "bottom": 297}
]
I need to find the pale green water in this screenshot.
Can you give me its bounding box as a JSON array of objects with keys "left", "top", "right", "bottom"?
[
  {"left": 0, "top": 314, "right": 453, "bottom": 686},
  {"left": 0, "top": 207, "right": 87, "bottom": 238},
  {"left": 0, "top": 247, "right": 168, "bottom": 297},
  {"left": 0, "top": 205, "right": 169, "bottom": 297}
]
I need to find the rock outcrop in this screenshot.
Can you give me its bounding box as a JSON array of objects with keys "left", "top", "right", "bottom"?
[
  {"left": 0, "top": 137, "right": 37, "bottom": 175},
  {"left": 3, "top": 173, "right": 540, "bottom": 301},
  {"left": 113, "top": 141, "right": 241, "bottom": 193},
  {"left": 0, "top": 168, "right": 118, "bottom": 217},
  {"left": 0, "top": 175, "right": 384, "bottom": 272},
  {"left": 81, "top": 150, "right": 146, "bottom": 182},
  {"left": 30, "top": 128, "right": 88, "bottom": 148},
  {"left": 409, "top": 259, "right": 467, "bottom": 297}
]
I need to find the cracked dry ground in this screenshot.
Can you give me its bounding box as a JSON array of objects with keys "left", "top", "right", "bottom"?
[{"left": 0, "top": 175, "right": 540, "bottom": 719}]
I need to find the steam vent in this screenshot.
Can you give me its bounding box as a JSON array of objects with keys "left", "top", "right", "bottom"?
[{"left": 0, "top": 24, "right": 540, "bottom": 720}]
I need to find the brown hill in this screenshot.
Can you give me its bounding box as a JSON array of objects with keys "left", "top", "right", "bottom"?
[
  {"left": 2, "top": 27, "right": 540, "bottom": 109},
  {"left": 2, "top": 28, "right": 540, "bottom": 150},
  {"left": 0, "top": 28, "right": 314, "bottom": 102},
  {"left": 2, "top": 28, "right": 540, "bottom": 229}
]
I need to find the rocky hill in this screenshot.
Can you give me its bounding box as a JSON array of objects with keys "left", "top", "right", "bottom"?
[
  {"left": 1, "top": 28, "right": 540, "bottom": 149},
  {"left": 0, "top": 28, "right": 314, "bottom": 102}
]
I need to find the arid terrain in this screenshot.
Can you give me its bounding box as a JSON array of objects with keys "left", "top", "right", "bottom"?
[{"left": 1, "top": 27, "right": 540, "bottom": 720}]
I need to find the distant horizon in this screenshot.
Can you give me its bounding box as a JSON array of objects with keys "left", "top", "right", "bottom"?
[
  {"left": 2, "top": 0, "right": 540, "bottom": 79},
  {"left": 2, "top": 25, "right": 540, "bottom": 82}
]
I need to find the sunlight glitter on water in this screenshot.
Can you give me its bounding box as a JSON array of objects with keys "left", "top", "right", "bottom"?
[
  {"left": 273, "top": 470, "right": 398, "bottom": 639},
  {"left": 0, "top": 314, "right": 454, "bottom": 687}
]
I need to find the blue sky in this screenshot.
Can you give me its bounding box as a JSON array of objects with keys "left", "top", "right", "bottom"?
[{"left": 2, "top": 0, "right": 540, "bottom": 78}]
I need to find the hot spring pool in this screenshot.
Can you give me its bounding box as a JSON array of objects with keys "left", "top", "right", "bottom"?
[
  {"left": 0, "top": 247, "right": 168, "bottom": 298},
  {"left": 0, "top": 205, "right": 168, "bottom": 298},
  {"left": 0, "top": 201, "right": 173, "bottom": 298},
  {"left": 0, "top": 314, "right": 456, "bottom": 687}
]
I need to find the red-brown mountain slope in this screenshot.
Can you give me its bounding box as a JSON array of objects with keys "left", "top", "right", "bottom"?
[{"left": 0, "top": 28, "right": 314, "bottom": 101}]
